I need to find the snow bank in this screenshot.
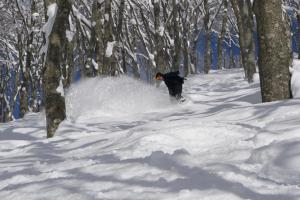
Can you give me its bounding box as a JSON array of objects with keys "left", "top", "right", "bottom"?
[
  {"left": 291, "top": 59, "right": 300, "bottom": 98},
  {"left": 248, "top": 139, "right": 300, "bottom": 185},
  {"left": 65, "top": 76, "right": 172, "bottom": 120}
]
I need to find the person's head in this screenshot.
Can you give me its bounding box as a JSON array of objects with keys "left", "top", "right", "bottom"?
[{"left": 155, "top": 72, "right": 164, "bottom": 81}]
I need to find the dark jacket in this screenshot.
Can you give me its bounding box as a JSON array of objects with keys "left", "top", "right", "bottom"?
[{"left": 162, "top": 71, "right": 184, "bottom": 98}]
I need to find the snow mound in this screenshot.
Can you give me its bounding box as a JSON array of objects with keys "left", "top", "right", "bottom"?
[
  {"left": 65, "top": 76, "right": 172, "bottom": 120},
  {"left": 248, "top": 139, "right": 300, "bottom": 185},
  {"left": 291, "top": 59, "right": 300, "bottom": 98}
]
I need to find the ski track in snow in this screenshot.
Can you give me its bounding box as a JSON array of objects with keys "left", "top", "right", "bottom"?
[{"left": 1, "top": 69, "right": 300, "bottom": 199}]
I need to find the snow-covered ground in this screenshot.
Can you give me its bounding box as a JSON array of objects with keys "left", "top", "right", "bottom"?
[{"left": 1, "top": 69, "right": 300, "bottom": 200}]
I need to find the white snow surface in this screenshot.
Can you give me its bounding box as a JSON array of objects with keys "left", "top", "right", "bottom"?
[{"left": 2, "top": 69, "right": 300, "bottom": 199}]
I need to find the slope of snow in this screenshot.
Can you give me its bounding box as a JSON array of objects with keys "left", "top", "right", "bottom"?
[{"left": 1, "top": 69, "right": 300, "bottom": 200}]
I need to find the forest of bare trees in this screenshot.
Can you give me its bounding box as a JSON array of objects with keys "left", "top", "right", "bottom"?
[{"left": 0, "top": 0, "right": 297, "bottom": 137}]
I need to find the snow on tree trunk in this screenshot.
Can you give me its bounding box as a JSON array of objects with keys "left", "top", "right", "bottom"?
[
  {"left": 102, "top": 0, "right": 117, "bottom": 76},
  {"left": 43, "top": 0, "right": 71, "bottom": 138},
  {"left": 85, "top": 0, "right": 100, "bottom": 77},
  {"left": 62, "top": 15, "right": 75, "bottom": 88},
  {"left": 254, "top": 0, "right": 292, "bottom": 102}
]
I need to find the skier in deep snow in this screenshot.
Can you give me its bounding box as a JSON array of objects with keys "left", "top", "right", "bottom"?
[{"left": 155, "top": 71, "right": 185, "bottom": 102}]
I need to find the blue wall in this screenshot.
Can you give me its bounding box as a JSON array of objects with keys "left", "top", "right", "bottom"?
[{"left": 197, "top": 30, "right": 241, "bottom": 71}]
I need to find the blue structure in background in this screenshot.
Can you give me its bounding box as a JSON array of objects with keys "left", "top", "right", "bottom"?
[
  {"left": 74, "top": 65, "right": 82, "bottom": 82},
  {"left": 196, "top": 14, "right": 300, "bottom": 72},
  {"left": 197, "top": 30, "right": 241, "bottom": 71},
  {"left": 13, "top": 94, "right": 20, "bottom": 119},
  {"left": 291, "top": 16, "right": 298, "bottom": 53}
]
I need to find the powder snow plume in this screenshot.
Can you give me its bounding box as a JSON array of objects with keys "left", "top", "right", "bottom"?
[{"left": 65, "top": 76, "right": 172, "bottom": 120}]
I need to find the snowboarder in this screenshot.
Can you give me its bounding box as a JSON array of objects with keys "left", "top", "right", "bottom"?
[{"left": 155, "top": 71, "right": 185, "bottom": 102}]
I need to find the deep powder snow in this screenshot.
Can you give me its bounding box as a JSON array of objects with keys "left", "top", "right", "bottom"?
[{"left": 1, "top": 69, "right": 300, "bottom": 200}]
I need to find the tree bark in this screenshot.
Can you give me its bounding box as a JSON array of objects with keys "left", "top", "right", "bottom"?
[
  {"left": 217, "top": 0, "right": 228, "bottom": 70},
  {"left": 17, "top": 31, "right": 28, "bottom": 118},
  {"left": 231, "top": 0, "right": 256, "bottom": 82},
  {"left": 44, "top": 0, "right": 71, "bottom": 138},
  {"left": 86, "top": 0, "right": 98, "bottom": 77},
  {"left": 172, "top": 0, "right": 181, "bottom": 72},
  {"left": 204, "top": 0, "right": 211, "bottom": 74},
  {"left": 229, "top": 45, "right": 234, "bottom": 69},
  {"left": 19, "top": 0, "right": 38, "bottom": 118},
  {"left": 102, "top": 0, "right": 117, "bottom": 76},
  {"left": 254, "top": 0, "right": 292, "bottom": 102},
  {"left": 63, "top": 17, "right": 74, "bottom": 88},
  {"left": 297, "top": 2, "right": 300, "bottom": 59},
  {"left": 152, "top": 0, "right": 166, "bottom": 73},
  {"left": 92, "top": 0, "right": 105, "bottom": 76},
  {"left": 190, "top": 6, "right": 200, "bottom": 73},
  {"left": 182, "top": 2, "right": 191, "bottom": 77},
  {"left": 117, "top": 0, "right": 127, "bottom": 74}
]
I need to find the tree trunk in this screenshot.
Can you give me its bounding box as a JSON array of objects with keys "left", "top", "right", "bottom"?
[
  {"left": 117, "top": 0, "right": 127, "bottom": 74},
  {"left": 17, "top": 32, "right": 28, "bottom": 118},
  {"left": 75, "top": 19, "right": 85, "bottom": 78},
  {"left": 231, "top": 0, "right": 256, "bottom": 83},
  {"left": 204, "top": 33, "right": 212, "bottom": 73},
  {"left": 242, "top": 0, "right": 256, "bottom": 82},
  {"left": 63, "top": 32, "right": 74, "bottom": 88},
  {"left": 229, "top": 45, "right": 234, "bottom": 69},
  {"left": 86, "top": 0, "right": 98, "bottom": 77},
  {"left": 152, "top": 0, "right": 166, "bottom": 73},
  {"left": 43, "top": 0, "right": 71, "bottom": 138},
  {"left": 203, "top": 0, "right": 211, "bottom": 74},
  {"left": 93, "top": 0, "right": 104, "bottom": 76},
  {"left": 102, "top": 0, "right": 117, "bottom": 76},
  {"left": 19, "top": 0, "right": 38, "bottom": 118},
  {"left": 190, "top": 8, "right": 200, "bottom": 74},
  {"left": 172, "top": 0, "right": 181, "bottom": 72},
  {"left": 254, "top": 0, "right": 292, "bottom": 102},
  {"left": 217, "top": 0, "right": 228, "bottom": 70},
  {"left": 297, "top": 2, "right": 300, "bottom": 59},
  {"left": 124, "top": 9, "right": 140, "bottom": 78},
  {"left": 182, "top": 11, "right": 190, "bottom": 76}
]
